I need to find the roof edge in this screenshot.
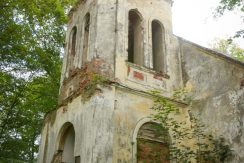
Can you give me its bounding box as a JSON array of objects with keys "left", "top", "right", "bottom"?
[{"left": 176, "top": 35, "right": 244, "bottom": 68}]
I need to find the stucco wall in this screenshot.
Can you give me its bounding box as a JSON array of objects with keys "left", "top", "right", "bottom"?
[
  {"left": 38, "top": 86, "right": 189, "bottom": 163},
  {"left": 180, "top": 38, "right": 244, "bottom": 162},
  {"left": 38, "top": 87, "right": 115, "bottom": 163},
  {"left": 60, "top": 0, "right": 117, "bottom": 84}
]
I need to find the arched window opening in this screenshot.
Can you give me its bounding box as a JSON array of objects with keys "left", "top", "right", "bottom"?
[
  {"left": 82, "top": 13, "right": 90, "bottom": 65},
  {"left": 67, "top": 26, "right": 77, "bottom": 72},
  {"left": 137, "top": 122, "right": 170, "bottom": 163},
  {"left": 152, "top": 20, "right": 165, "bottom": 72},
  {"left": 53, "top": 123, "right": 76, "bottom": 163},
  {"left": 71, "top": 27, "right": 77, "bottom": 56},
  {"left": 128, "top": 10, "right": 144, "bottom": 66}
]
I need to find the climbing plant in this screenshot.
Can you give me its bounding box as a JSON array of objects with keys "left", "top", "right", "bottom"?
[{"left": 150, "top": 90, "right": 233, "bottom": 163}]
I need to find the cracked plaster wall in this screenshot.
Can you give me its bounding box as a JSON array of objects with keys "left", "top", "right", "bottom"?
[{"left": 180, "top": 39, "right": 244, "bottom": 162}]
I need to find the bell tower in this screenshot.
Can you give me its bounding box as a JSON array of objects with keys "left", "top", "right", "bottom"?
[
  {"left": 38, "top": 0, "right": 183, "bottom": 163},
  {"left": 59, "top": 0, "right": 174, "bottom": 102}
]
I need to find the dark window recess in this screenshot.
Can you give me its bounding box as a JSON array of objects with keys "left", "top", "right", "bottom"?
[
  {"left": 152, "top": 20, "right": 165, "bottom": 72},
  {"left": 128, "top": 10, "right": 144, "bottom": 66},
  {"left": 67, "top": 26, "right": 77, "bottom": 73},
  {"left": 82, "top": 13, "right": 90, "bottom": 65},
  {"left": 75, "top": 156, "right": 81, "bottom": 163},
  {"left": 71, "top": 27, "right": 77, "bottom": 56}
]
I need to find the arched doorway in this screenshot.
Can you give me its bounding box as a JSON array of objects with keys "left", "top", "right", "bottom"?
[
  {"left": 137, "top": 122, "right": 170, "bottom": 163},
  {"left": 53, "top": 122, "right": 76, "bottom": 163},
  {"left": 62, "top": 125, "right": 75, "bottom": 162}
]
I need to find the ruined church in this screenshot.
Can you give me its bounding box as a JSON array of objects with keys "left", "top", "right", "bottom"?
[{"left": 37, "top": 0, "right": 244, "bottom": 162}]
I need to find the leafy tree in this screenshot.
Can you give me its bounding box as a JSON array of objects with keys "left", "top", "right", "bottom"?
[
  {"left": 216, "top": 0, "right": 244, "bottom": 38},
  {"left": 0, "top": 0, "right": 76, "bottom": 162},
  {"left": 209, "top": 39, "right": 244, "bottom": 62},
  {"left": 216, "top": 0, "right": 244, "bottom": 15}
]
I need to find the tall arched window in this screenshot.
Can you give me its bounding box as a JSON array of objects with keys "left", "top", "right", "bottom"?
[
  {"left": 67, "top": 26, "right": 77, "bottom": 72},
  {"left": 152, "top": 20, "right": 165, "bottom": 72},
  {"left": 82, "top": 13, "right": 90, "bottom": 65},
  {"left": 128, "top": 10, "right": 143, "bottom": 66},
  {"left": 71, "top": 27, "right": 77, "bottom": 56},
  {"left": 137, "top": 122, "right": 170, "bottom": 162}
]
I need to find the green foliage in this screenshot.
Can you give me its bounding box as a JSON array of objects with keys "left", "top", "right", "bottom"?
[
  {"left": 0, "top": 65, "right": 61, "bottom": 162},
  {"left": 0, "top": 0, "right": 77, "bottom": 162},
  {"left": 216, "top": 0, "right": 244, "bottom": 14},
  {"left": 209, "top": 38, "right": 244, "bottom": 62},
  {"left": 215, "top": 0, "right": 244, "bottom": 39},
  {"left": 150, "top": 90, "right": 233, "bottom": 163},
  {"left": 172, "top": 88, "right": 192, "bottom": 104}
]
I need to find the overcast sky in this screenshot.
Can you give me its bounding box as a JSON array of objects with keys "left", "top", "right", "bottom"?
[{"left": 172, "top": 0, "right": 244, "bottom": 48}]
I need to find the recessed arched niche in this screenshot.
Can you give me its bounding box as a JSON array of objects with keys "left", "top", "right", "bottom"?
[
  {"left": 82, "top": 13, "right": 90, "bottom": 65},
  {"left": 67, "top": 26, "right": 77, "bottom": 73},
  {"left": 136, "top": 122, "right": 170, "bottom": 163},
  {"left": 128, "top": 9, "right": 144, "bottom": 66},
  {"left": 152, "top": 20, "right": 165, "bottom": 73}
]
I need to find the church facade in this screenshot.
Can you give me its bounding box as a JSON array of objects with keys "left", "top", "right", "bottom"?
[{"left": 37, "top": 0, "right": 244, "bottom": 162}]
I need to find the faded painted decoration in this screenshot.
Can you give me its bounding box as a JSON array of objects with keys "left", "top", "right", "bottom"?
[{"left": 38, "top": 0, "right": 244, "bottom": 163}]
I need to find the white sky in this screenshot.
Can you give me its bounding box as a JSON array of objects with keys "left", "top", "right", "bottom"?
[{"left": 172, "top": 0, "right": 244, "bottom": 48}]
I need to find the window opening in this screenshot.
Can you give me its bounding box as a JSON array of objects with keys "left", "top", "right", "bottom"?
[
  {"left": 128, "top": 10, "right": 144, "bottom": 66},
  {"left": 67, "top": 27, "right": 77, "bottom": 73},
  {"left": 152, "top": 20, "right": 165, "bottom": 72},
  {"left": 82, "top": 13, "right": 90, "bottom": 65}
]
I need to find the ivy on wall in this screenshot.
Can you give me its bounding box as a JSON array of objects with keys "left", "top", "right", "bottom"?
[{"left": 150, "top": 90, "right": 233, "bottom": 163}]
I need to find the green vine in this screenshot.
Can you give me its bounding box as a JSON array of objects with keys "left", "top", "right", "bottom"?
[{"left": 150, "top": 90, "right": 233, "bottom": 163}]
